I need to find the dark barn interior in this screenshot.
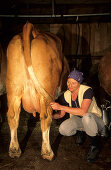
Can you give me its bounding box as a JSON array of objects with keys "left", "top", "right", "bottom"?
[{"left": 0, "top": 0, "right": 111, "bottom": 169}]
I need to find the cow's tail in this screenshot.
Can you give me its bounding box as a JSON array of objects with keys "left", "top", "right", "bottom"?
[
  {"left": 23, "top": 21, "right": 38, "bottom": 67},
  {"left": 23, "top": 22, "right": 53, "bottom": 101}
]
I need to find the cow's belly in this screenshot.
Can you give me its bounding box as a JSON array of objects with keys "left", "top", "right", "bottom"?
[{"left": 22, "top": 80, "right": 41, "bottom": 114}]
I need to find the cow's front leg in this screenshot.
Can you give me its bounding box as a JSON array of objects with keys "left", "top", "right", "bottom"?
[
  {"left": 40, "top": 96, "right": 54, "bottom": 161},
  {"left": 7, "top": 97, "right": 21, "bottom": 158}
]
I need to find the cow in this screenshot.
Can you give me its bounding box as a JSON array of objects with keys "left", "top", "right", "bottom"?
[
  {"left": 98, "top": 51, "right": 111, "bottom": 129},
  {"left": 98, "top": 52, "right": 111, "bottom": 97},
  {"left": 6, "top": 22, "right": 69, "bottom": 161},
  {"left": 0, "top": 44, "right": 6, "bottom": 96},
  {"left": 0, "top": 43, "right": 7, "bottom": 122}
]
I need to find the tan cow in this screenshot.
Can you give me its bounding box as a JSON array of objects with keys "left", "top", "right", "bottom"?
[
  {"left": 98, "top": 52, "right": 111, "bottom": 96},
  {"left": 0, "top": 43, "right": 6, "bottom": 96},
  {"left": 0, "top": 43, "right": 7, "bottom": 121},
  {"left": 6, "top": 22, "right": 69, "bottom": 160},
  {"left": 98, "top": 52, "right": 111, "bottom": 129}
]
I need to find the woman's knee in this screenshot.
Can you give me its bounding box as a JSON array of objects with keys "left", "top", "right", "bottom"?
[
  {"left": 82, "top": 113, "right": 98, "bottom": 136},
  {"left": 59, "top": 119, "right": 77, "bottom": 136},
  {"left": 82, "top": 113, "right": 93, "bottom": 125},
  {"left": 59, "top": 124, "right": 68, "bottom": 136}
]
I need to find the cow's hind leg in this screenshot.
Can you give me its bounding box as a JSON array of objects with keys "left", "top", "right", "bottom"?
[
  {"left": 7, "top": 96, "right": 21, "bottom": 158},
  {"left": 40, "top": 96, "right": 54, "bottom": 161}
]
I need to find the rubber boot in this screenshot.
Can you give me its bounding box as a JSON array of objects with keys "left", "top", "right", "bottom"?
[
  {"left": 101, "top": 125, "right": 109, "bottom": 138},
  {"left": 75, "top": 131, "right": 85, "bottom": 146},
  {"left": 87, "top": 136, "right": 100, "bottom": 163}
]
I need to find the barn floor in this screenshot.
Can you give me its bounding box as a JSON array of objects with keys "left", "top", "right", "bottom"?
[{"left": 0, "top": 94, "right": 111, "bottom": 170}]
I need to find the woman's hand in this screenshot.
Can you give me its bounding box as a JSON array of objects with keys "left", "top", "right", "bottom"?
[{"left": 50, "top": 102, "right": 62, "bottom": 110}]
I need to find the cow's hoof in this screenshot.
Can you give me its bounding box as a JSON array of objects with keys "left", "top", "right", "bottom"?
[
  {"left": 41, "top": 151, "right": 54, "bottom": 161},
  {"left": 9, "top": 147, "right": 21, "bottom": 158}
]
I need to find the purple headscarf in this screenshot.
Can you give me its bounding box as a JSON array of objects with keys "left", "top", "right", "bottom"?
[{"left": 68, "top": 68, "right": 84, "bottom": 83}]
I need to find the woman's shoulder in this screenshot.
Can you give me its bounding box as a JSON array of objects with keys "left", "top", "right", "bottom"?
[{"left": 80, "top": 84, "right": 92, "bottom": 90}]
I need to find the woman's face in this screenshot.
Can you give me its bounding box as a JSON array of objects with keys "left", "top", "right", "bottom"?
[{"left": 67, "top": 78, "right": 80, "bottom": 93}]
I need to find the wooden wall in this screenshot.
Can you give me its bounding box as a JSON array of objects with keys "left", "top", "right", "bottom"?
[
  {"left": 50, "top": 23, "right": 111, "bottom": 79},
  {"left": 0, "top": 20, "right": 111, "bottom": 79},
  {"left": 50, "top": 23, "right": 111, "bottom": 56},
  {"left": 1, "top": 21, "right": 111, "bottom": 58}
]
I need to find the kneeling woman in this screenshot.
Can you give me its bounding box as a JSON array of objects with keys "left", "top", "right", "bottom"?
[{"left": 50, "top": 68, "right": 105, "bottom": 162}]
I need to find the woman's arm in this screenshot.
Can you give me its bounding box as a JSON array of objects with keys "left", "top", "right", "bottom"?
[{"left": 50, "top": 99, "right": 92, "bottom": 117}]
